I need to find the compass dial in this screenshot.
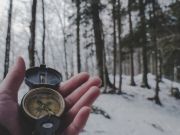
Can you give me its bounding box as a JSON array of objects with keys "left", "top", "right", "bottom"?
[{"left": 22, "top": 88, "right": 65, "bottom": 119}]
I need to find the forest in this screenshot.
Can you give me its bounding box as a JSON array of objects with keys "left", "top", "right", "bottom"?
[{"left": 0, "top": 0, "right": 180, "bottom": 134}]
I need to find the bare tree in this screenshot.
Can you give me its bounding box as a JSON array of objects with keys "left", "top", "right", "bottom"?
[
  {"left": 42, "top": 0, "right": 46, "bottom": 64},
  {"left": 51, "top": 0, "right": 69, "bottom": 79},
  {"left": 112, "top": 0, "right": 117, "bottom": 87},
  {"left": 139, "top": 0, "right": 150, "bottom": 88},
  {"left": 91, "top": 0, "right": 105, "bottom": 85},
  {"left": 148, "top": 0, "right": 161, "bottom": 105},
  {"left": 28, "top": 0, "right": 37, "bottom": 67},
  {"left": 91, "top": 0, "right": 116, "bottom": 90},
  {"left": 76, "top": 0, "right": 81, "bottom": 73},
  {"left": 4, "top": 0, "right": 13, "bottom": 78},
  {"left": 117, "top": 0, "right": 123, "bottom": 94},
  {"left": 128, "top": 0, "right": 136, "bottom": 86}
]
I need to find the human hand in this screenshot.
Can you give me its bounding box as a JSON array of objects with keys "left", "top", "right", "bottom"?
[{"left": 0, "top": 57, "right": 101, "bottom": 135}]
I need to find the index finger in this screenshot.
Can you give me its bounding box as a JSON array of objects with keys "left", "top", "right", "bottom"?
[{"left": 59, "top": 72, "right": 90, "bottom": 97}]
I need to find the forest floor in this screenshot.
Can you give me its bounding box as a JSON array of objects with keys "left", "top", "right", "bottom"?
[{"left": 81, "top": 74, "right": 180, "bottom": 135}]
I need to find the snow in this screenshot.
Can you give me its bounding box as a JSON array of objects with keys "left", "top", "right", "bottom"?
[
  {"left": 0, "top": 0, "right": 179, "bottom": 134},
  {"left": 81, "top": 74, "right": 180, "bottom": 135}
]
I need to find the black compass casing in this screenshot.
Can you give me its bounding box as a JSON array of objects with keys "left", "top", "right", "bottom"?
[{"left": 20, "top": 65, "right": 65, "bottom": 135}]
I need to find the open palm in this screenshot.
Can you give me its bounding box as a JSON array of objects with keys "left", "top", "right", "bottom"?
[{"left": 0, "top": 57, "right": 101, "bottom": 135}]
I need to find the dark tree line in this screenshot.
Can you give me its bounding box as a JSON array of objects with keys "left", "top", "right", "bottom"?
[{"left": 69, "top": 0, "right": 180, "bottom": 104}]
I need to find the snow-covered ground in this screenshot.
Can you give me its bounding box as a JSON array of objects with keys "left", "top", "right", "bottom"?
[{"left": 81, "top": 74, "right": 180, "bottom": 135}]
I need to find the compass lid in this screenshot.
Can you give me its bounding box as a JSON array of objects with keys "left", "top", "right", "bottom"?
[{"left": 25, "top": 65, "right": 62, "bottom": 89}]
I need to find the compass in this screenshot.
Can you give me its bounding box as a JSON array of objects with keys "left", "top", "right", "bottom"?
[{"left": 21, "top": 65, "right": 65, "bottom": 135}]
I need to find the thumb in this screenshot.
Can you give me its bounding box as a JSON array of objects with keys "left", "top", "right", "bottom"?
[{"left": 0, "top": 57, "right": 25, "bottom": 101}]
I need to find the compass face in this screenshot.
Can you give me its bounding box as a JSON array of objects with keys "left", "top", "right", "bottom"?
[{"left": 22, "top": 88, "right": 65, "bottom": 119}]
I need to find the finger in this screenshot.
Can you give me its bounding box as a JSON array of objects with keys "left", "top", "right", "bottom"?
[
  {"left": 65, "top": 86, "right": 100, "bottom": 125},
  {"left": 0, "top": 57, "right": 25, "bottom": 101},
  {"left": 59, "top": 72, "right": 89, "bottom": 97},
  {"left": 63, "top": 106, "right": 91, "bottom": 135},
  {"left": 65, "top": 77, "right": 101, "bottom": 110}
]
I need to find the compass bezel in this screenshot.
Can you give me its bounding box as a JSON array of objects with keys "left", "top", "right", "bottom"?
[{"left": 22, "top": 87, "right": 65, "bottom": 120}]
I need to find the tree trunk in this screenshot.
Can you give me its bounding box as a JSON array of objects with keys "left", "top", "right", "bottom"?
[
  {"left": 91, "top": 0, "right": 105, "bottom": 86},
  {"left": 76, "top": 0, "right": 81, "bottom": 73},
  {"left": 137, "top": 49, "right": 141, "bottom": 74},
  {"left": 4, "top": 0, "right": 13, "bottom": 78},
  {"left": 112, "top": 0, "right": 117, "bottom": 88},
  {"left": 117, "top": 0, "right": 122, "bottom": 94},
  {"left": 63, "top": 36, "right": 68, "bottom": 80},
  {"left": 128, "top": 0, "right": 136, "bottom": 86},
  {"left": 91, "top": 0, "right": 115, "bottom": 89},
  {"left": 152, "top": 0, "right": 161, "bottom": 105},
  {"left": 63, "top": 3, "right": 68, "bottom": 79},
  {"left": 158, "top": 50, "right": 162, "bottom": 81},
  {"left": 151, "top": 52, "right": 156, "bottom": 74},
  {"left": 42, "top": 0, "right": 46, "bottom": 64},
  {"left": 28, "top": 0, "right": 37, "bottom": 67},
  {"left": 139, "top": 0, "right": 150, "bottom": 88}
]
